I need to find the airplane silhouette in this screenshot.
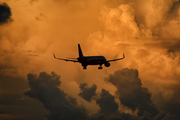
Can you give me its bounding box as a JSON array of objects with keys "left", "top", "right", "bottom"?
[{"left": 53, "top": 44, "right": 125, "bottom": 69}]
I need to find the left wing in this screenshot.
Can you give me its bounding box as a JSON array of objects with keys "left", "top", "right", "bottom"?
[
  {"left": 107, "top": 53, "right": 125, "bottom": 62},
  {"left": 53, "top": 53, "right": 79, "bottom": 62}
]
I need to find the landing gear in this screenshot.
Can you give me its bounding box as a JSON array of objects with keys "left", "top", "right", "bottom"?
[
  {"left": 98, "top": 64, "right": 103, "bottom": 70},
  {"left": 83, "top": 66, "right": 87, "bottom": 69},
  {"left": 98, "top": 66, "right": 103, "bottom": 69}
]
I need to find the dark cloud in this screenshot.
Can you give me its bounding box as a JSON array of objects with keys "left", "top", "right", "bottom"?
[
  {"left": 0, "top": 74, "right": 47, "bottom": 120},
  {"left": 144, "top": 39, "right": 180, "bottom": 53},
  {"left": 101, "top": 68, "right": 177, "bottom": 120},
  {"left": 168, "top": 1, "right": 180, "bottom": 19},
  {"left": 96, "top": 89, "right": 119, "bottom": 115},
  {"left": 23, "top": 71, "right": 141, "bottom": 120},
  {"left": 106, "top": 68, "right": 159, "bottom": 117},
  {"left": 164, "top": 41, "right": 180, "bottom": 53},
  {"left": 0, "top": 74, "right": 28, "bottom": 93},
  {"left": 90, "top": 89, "right": 140, "bottom": 120},
  {"left": 153, "top": 112, "right": 174, "bottom": 120},
  {"left": 89, "top": 113, "right": 139, "bottom": 120},
  {"left": 166, "top": 49, "right": 177, "bottom": 60},
  {"left": 0, "top": 93, "right": 47, "bottom": 120},
  {"left": 25, "top": 71, "right": 87, "bottom": 120},
  {"left": 154, "top": 84, "right": 180, "bottom": 120},
  {"left": 78, "top": 83, "right": 97, "bottom": 102},
  {"left": 22, "top": 70, "right": 176, "bottom": 120},
  {"left": 0, "top": 3, "right": 12, "bottom": 25}
]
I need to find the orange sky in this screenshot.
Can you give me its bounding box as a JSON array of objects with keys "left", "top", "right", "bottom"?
[{"left": 0, "top": 0, "right": 180, "bottom": 120}]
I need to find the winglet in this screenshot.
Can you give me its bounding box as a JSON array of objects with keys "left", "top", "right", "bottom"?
[
  {"left": 53, "top": 53, "right": 56, "bottom": 58},
  {"left": 123, "top": 53, "right": 125, "bottom": 58}
]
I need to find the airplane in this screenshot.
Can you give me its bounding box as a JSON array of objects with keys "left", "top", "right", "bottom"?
[{"left": 53, "top": 44, "right": 125, "bottom": 70}]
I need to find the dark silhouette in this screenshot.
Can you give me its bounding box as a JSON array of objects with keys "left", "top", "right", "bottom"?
[
  {"left": 53, "top": 44, "right": 125, "bottom": 69},
  {"left": 0, "top": 3, "right": 12, "bottom": 25}
]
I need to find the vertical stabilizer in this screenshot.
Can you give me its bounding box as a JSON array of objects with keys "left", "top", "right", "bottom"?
[{"left": 78, "top": 44, "right": 84, "bottom": 58}]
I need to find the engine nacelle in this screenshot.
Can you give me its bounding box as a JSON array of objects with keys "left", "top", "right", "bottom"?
[{"left": 105, "top": 62, "right": 110, "bottom": 67}]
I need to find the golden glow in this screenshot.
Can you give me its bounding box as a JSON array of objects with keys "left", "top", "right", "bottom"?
[{"left": 1, "top": 0, "right": 180, "bottom": 119}]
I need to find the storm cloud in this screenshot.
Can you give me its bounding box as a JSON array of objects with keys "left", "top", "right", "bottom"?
[
  {"left": 96, "top": 89, "right": 118, "bottom": 115},
  {"left": 90, "top": 89, "right": 138, "bottom": 120},
  {"left": 0, "top": 3, "right": 12, "bottom": 25},
  {"left": 0, "top": 74, "right": 47, "bottom": 120},
  {"left": 106, "top": 68, "right": 159, "bottom": 117},
  {"left": 1, "top": 0, "right": 180, "bottom": 120},
  {"left": 25, "top": 71, "right": 87, "bottom": 120},
  {"left": 154, "top": 83, "right": 180, "bottom": 120},
  {"left": 79, "top": 83, "right": 97, "bottom": 102},
  {"left": 23, "top": 70, "right": 177, "bottom": 120}
]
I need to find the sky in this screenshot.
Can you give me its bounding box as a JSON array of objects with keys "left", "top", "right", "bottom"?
[{"left": 0, "top": 0, "right": 180, "bottom": 120}]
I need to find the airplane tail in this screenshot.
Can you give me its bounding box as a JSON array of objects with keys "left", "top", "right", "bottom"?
[{"left": 78, "top": 44, "right": 84, "bottom": 58}]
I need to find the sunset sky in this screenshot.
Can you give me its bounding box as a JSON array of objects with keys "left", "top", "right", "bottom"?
[{"left": 0, "top": 0, "right": 180, "bottom": 120}]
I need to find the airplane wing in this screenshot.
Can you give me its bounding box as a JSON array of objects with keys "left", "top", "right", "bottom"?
[
  {"left": 53, "top": 53, "right": 79, "bottom": 62},
  {"left": 107, "top": 53, "right": 125, "bottom": 62}
]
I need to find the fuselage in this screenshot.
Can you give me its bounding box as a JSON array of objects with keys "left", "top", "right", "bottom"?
[{"left": 78, "top": 56, "right": 106, "bottom": 65}]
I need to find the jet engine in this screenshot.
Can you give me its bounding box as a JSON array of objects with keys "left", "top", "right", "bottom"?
[{"left": 105, "top": 62, "right": 110, "bottom": 67}]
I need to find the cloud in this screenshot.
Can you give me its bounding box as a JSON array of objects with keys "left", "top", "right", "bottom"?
[
  {"left": 101, "top": 68, "right": 176, "bottom": 120},
  {"left": 0, "top": 74, "right": 47, "bottom": 120},
  {"left": 0, "top": 3, "right": 12, "bottom": 25},
  {"left": 1, "top": 0, "right": 180, "bottom": 119},
  {"left": 0, "top": 73, "right": 28, "bottom": 95},
  {"left": 106, "top": 68, "right": 159, "bottom": 117},
  {"left": 23, "top": 71, "right": 139, "bottom": 120},
  {"left": 86, "top": 2, "right": 180, "bottom": 119},
  {"left": 29, "top": 0, "right": 38, "bottom": 5},
  {"left": 0, "top": 0, "right": 103, "bottom": 78},
  {"left": 25, "top": 71, "right": 87, "bottom": 120},
  {"left": 89, "top": 112, "right": 138, "bottom": 120},
  {"left": 90, "top": 89, "right": 140, "bottom": 120},
  {"left": 23, "top": 70, "right": 177, "bottom": 120},
  {"left": 167, "top": 1, "right": 180, "bottom": 19},
  {"left": 78, "top": 83, "right": 97, "bottom": 102},
  {"left": 0, "top": 93, "right": 47, "bottom": 120},
  {"left": 153, "top": 83, "right": 180, "bottom": 120},
  {"left": 96, "top": 89, "right": 119, "bottom": 115}
]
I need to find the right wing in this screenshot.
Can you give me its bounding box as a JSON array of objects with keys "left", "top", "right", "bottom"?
[
  {"left": 53, "top": 53, "right": 79, "bottom": 62},
  {"left": 107, "top": 53, "right": 125, "bottom": 62}
]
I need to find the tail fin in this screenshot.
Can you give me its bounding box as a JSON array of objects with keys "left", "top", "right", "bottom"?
[{"left": 78, "top": 44, "right": 84, "bottom": 58}]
